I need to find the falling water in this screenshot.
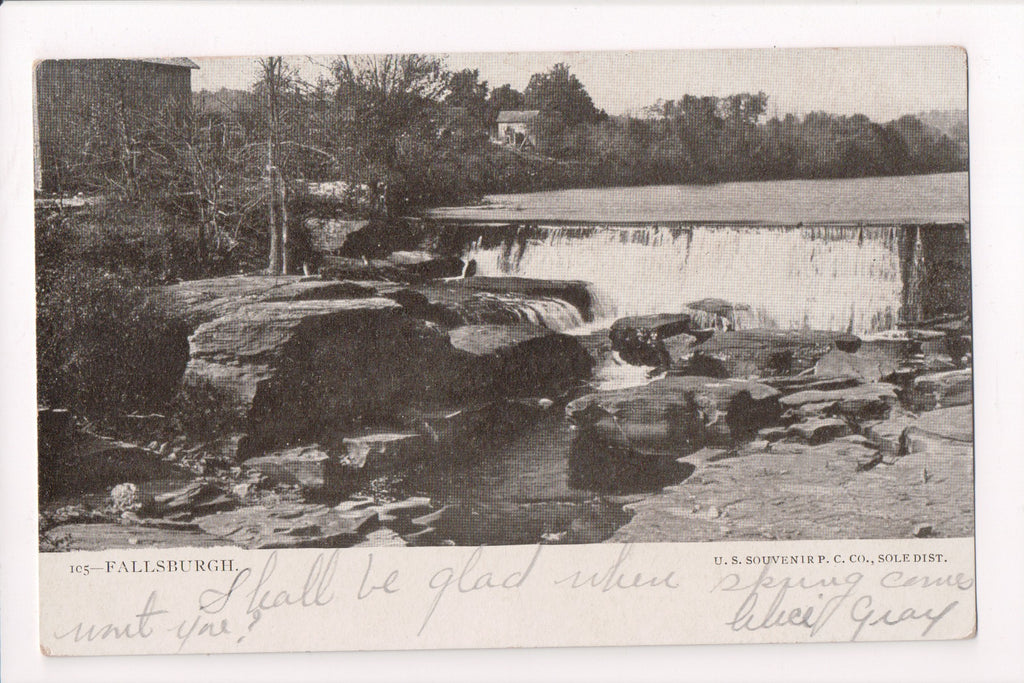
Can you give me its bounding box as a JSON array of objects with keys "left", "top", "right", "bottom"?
[
  {"left": 463, "top": 224, "right": 904, "bottom": 334},
  {"left": 445, "top": 291, "right": 587, "bottom": 330}
]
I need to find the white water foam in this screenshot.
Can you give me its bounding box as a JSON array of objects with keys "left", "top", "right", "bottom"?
[{"left": 464, "top": 224, "right": 903, "bottom": 334}]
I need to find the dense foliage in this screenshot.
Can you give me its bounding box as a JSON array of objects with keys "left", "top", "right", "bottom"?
[
  {"left": 36, "top": 209, "right": 190, "bottom": 418},
  {"left": 193, "top": 59, "right": 967, "bottom": 210}
]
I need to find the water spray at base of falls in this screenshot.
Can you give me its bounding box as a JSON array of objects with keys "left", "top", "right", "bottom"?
[{"left": 463, "top": 224, "right": 905, "bottom": 334}]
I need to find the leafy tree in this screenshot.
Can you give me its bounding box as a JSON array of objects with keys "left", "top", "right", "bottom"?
[
  {"left": 485, "top": 83, "right": 526, "bottom": 124},
  {"left": 445, "top": 68, "right": 489, "bottom": 124},
  {"left": 524, "top": 63, "right": 603, "bottom": 127},
  {"left": 327, "top": 53, "right": 448, "bottom": 213}
]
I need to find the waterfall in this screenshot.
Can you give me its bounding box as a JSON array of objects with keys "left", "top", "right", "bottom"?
[
  {"left": 463, "top": 224, "right": 904, "bottom": 334},
  {"left": 447, "top": 291, "right": 587, "bottom": 330}
]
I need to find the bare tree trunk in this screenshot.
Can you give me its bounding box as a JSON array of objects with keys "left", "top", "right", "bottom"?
[
  {"left": 263, "top": 56, "right": 286, "bottom": 275},
  {"left": 279, "top": 175, "right": 289, "bottom": 274},
  {"left": 266, "top": 163, "right": 282, "bottom": 273},
  {"left": 189, "top": 147, "right": 208, "bottom": 268},
  {"left": 197, "top": 206, "right": 208, "bottom": 268}
]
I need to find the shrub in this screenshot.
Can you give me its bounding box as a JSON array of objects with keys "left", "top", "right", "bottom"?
[
  {"left": 36, "top": 263, "right": 190, "bottom": 419},
  {"left": 171, "top": 376, "right": 245, "bottom": 441}
]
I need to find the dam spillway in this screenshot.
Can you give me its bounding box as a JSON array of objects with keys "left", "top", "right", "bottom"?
[{"left": 437, "top": 220, "right": 970, "bottom": 335}]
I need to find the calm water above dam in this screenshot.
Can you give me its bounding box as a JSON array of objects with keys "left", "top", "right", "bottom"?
[{"left": 429, "top": 172, "right": 968, "bottom": 224}]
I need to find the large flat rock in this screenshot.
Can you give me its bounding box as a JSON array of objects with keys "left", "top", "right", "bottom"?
[
  {"left": 181, "top": 297, "right": 461, "bottom": 447},
  {"left": 612, "top": 432, "right": 973, "bottom": 543},
  {"left": 157, "top": 275, "right": 377, "bottom": 327},
  {"left": 447, "top": 323, "right": 593, "bottom": 397},
  {"left": 412, "top": 277, "right": 593, "bottom": 329},
  {"left": 695, "top": 329, "right": 842, "bottom": 377},
  {"left": 779, "top": 382, "right": 898, "bottom": 421},
  {"left": 565, "top": 376, "right": 781, "bottom": 459},
  {"left": 194, "top": 502, "right": 379, "bottom": 549},
  {"left": 40, "top": 523, "right": 225, "bottom": 551},
  {"left": 321, "top": 254, "right": 464, "bottom": 283},
  {"left": 909, "top": 369, "right": 973, "bottom": 411}
]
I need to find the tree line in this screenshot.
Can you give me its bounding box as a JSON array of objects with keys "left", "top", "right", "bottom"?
[{"left": 204, "top": 57, "right": 965, "bottom": 208}]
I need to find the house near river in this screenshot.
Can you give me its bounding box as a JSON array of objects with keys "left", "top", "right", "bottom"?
[{"left": 491, "top": 109, "right": 539, "bottom": 149}]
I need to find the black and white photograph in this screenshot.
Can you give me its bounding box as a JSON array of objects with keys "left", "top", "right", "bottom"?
[{"left": 34, "top": 47, "right": 973, "bottom": 554}]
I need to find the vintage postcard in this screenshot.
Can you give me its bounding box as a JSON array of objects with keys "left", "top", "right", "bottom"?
[{"left": 34, "top": 46, "right": 975, "bottom": 656}]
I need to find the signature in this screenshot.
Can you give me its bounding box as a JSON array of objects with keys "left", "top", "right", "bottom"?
[{"left": 714, "top": 565, "right": 971, "bottom": 641}]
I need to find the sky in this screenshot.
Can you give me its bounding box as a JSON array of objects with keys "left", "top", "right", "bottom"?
[{"left": 192, "top": 47, "right": 966, "bottom": 122}]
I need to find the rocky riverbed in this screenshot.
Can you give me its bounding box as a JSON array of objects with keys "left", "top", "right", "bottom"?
[{"left": 38, "top": 264, "right": 974, "bottom": 551}]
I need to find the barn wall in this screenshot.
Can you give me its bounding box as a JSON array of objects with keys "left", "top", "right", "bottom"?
[{"left": 34, "top": 59, "right": 194, "bottom": 193}]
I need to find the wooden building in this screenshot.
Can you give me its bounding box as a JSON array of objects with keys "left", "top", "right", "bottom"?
[
  {"left": 33, "top": 58, "right": 200, "bottom": 193},
  {"left": 491, "top": 110, "right": 539, "bottom": 148}
]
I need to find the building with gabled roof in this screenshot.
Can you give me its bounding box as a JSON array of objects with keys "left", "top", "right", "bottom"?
[
  {"left": 34, "top": 58, "right": 200, "bottom": 193},
  {"left": 492, "top": 109, "right": 539, "bottom": 148}
]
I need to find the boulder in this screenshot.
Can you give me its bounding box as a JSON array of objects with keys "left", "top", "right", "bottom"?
[
  {"left": 447, "top": 324, "right": 593, "bottom": 398},
  {"left": 661, "top": 334, "right": 702, "bottom": 368},
  {"left": 685, "top": 298, "right": 758, "bottom": 329},
  {"left": 180, "top": 297, "right": 462, "bottom": 448},
  {"left": 39, "top": 433, "right": 188, "bottom": 500},
  {"left": 304, "top": 218, "right": 369, "bottom": 253},
  {"left": 785, "top": 417, "right": 852, "bottom": 444},
  {"left": 150, "top": 480, "right": 236, "bottom": 519},
  {"left": 814, "top": 349, "right": 896, "bottom": 383},
  {"left": 194, "top": 502, "right": 379, "bottom": 549},
  {"left": 339, "top": 433, "right": 426, "bottom": 471},
  {"left": 670, "top": 349, "right": 729, "bottom": 378},
  {"left": 158, "top": 275, "right": 377, "bottom": 327},
  {"left": 245, "top": 445, "right": 335, "bottom": 492},
  {"left": 779, "top": 383, "right": 898, "bottom": 421},
  {"left": 834, "top": 333, "right": 863, "bottom": 353},
  {"left": 863, "top": 414, "right": 919, "bottom": 458},
  {"left": 695, "top": 329, "right": 840, "bottom": 377},
  {"left": 609, "top": 314, "right": 695, "bottom": 367},
  {"left": 565, "top": 376, "right": 781, "bottom": 458},
  {"left": 909, "top": 369, "right": 973, "bottom": 411}
]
